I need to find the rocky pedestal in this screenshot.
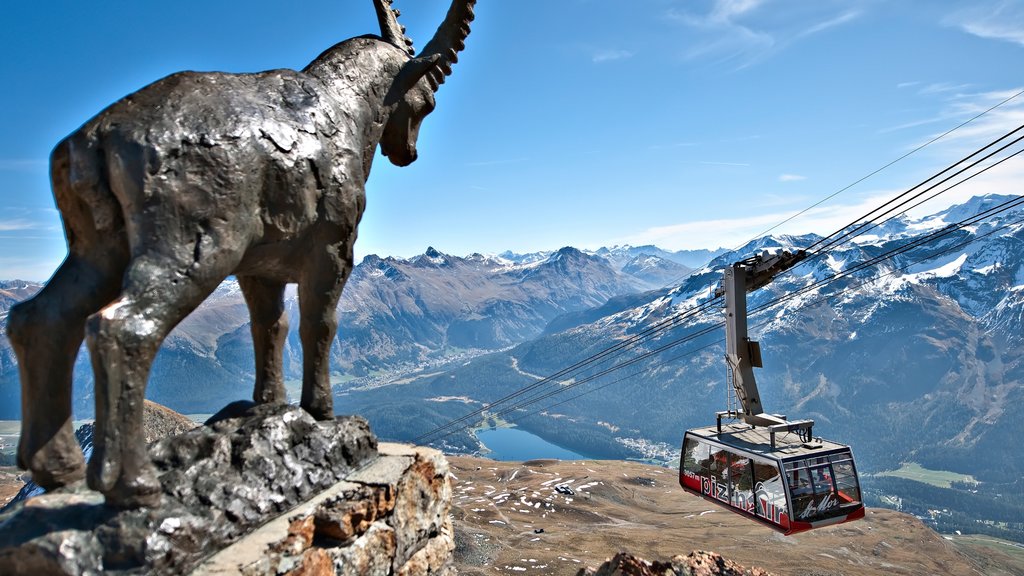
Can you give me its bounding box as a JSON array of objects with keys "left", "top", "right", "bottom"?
[
  {"left": 0, "top": 404, "right": 453, "bottom": 575},
  {"left": 198, "top": 442, "right": 454, "bottom": 576}
]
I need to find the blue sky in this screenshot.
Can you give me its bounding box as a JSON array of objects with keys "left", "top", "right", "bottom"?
[{"left": 1, "top": 0, "right": 1022, "bottom": 280}]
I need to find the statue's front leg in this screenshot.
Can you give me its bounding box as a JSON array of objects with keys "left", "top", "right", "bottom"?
[
  {"left": 86, "top": 297, "right": 165, "bottom": 509},
  {"left": 87, "top": 250, "right": 239, "bottom": 507},
  {"left": 297, "top": 231, "right": 355, "bottom": 420}
]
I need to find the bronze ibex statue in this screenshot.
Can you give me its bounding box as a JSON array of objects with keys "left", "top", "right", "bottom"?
[{"left": 7, "top": 0, "right": 475, "bottom": 508}]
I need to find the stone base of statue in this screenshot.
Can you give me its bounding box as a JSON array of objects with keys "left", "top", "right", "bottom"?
[{"left": 0, "top": 404, "right": 454, "bottom": 575}]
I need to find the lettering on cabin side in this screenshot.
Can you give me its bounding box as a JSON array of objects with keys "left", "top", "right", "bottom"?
[{"left": 695, "top": 474, "right": 786, "bottom": 525}]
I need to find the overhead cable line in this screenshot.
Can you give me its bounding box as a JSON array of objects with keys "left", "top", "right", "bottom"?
[
  {"left": 474, "top": 197, "right": 1024, "bottom": 439},
  {"left": 488, "top": 132, "right": 1024, "bottom": 426},
  {"left": 511, "top": 210, "right": 1024, "bottom": 427},
  {"left": 422, "top": 193, "right": 1024, "bottom": 444},
  {"left": 634, "top": 88, "right": 1024, "bottom": 295},
  {"left": 806, "top": 124, "right": 1024, "bottom": 256},
  {"left": 412, "top": 295, "right": 722, "bottom": 443},
  {"left": 741, "top": 87, "right": 1024, "bottom": 247},
  {"left": 415, "top": 120, "right": 1024, "bottom": 445}
]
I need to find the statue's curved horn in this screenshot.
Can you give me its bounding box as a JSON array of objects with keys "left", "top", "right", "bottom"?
[
  {"left": 373, "top": 0, "right": 415, "bottom": 55},
  {"left": 416, "top": 0, "right": 476, "bottom": 92}
]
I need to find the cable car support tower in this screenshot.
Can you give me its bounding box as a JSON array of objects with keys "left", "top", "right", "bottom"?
[{"left": 715, "top": 249, "right": 813, "bottom": 448}]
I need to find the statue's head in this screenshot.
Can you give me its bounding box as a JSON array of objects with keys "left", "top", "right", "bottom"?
[{"left": 374, "top": 0, "right": 475, "bottom": 167}]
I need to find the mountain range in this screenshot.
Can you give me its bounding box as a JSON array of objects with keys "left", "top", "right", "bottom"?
[
  {"left": 0, "top": 244, "right": 705, "bottom": 417},
  {"left": 1, "top": 194, "right": 1022, "bottom": 541},
  {"left": 327, "top": 194, "right": 1024, "bottom": 542},
  {"left": 332, "top": 195, "right": 1024, "bottom": 472}
]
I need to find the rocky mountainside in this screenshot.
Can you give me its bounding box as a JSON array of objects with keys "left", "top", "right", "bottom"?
[
  {"left": 0, "top": 245, "right": 675, "bottom": 417},
  {"left": 351, "top": 195, "right": 1024, "bottom": 468},
  {"left": 337, "top": 246, "right": 642, "bottom": 375}
]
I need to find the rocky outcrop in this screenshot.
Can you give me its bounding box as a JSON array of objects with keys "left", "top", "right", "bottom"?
[
  {"left": 199, "top": 443, "right": 454, "bottom": 576},
  {"left": 578, "top": 551, "right": 774, "bottom": 576},
  {"left": 0, "top": 404, "right": 380, "bottom": 574}
]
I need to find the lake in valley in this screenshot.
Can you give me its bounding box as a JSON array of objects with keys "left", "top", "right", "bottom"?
[{"left": 475, "top": 427, "right": 585, "bottom": 461}]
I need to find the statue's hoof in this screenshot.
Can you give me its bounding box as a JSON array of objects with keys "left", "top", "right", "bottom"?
[
  {"left": 21, "top": 440, "right": 86, "bottom": 490},
  {"left": 30, "top": 461, "right": 86, "bottom": 491},
  {"left": 302, "top": 399, "right": 334, "bottom": 421},
  {"left": 104, "top": 472, "right": 162, "bottom": 509}
]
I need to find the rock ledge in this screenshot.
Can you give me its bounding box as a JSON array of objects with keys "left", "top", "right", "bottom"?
[{"left": 578, "top": 551, "right": 775, "bottom": 576}]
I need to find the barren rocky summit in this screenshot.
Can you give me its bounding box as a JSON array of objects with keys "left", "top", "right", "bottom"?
[{"left": 448, "top": 456, "right": 1021, "bottom": 576}]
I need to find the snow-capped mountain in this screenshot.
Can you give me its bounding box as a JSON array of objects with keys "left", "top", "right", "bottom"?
[
  {"left": 341, "top": 195, "right": 1024, "bottom": 486},
  {"left": 593, "top": 245, "right": 728, "bottom": 269},
  {"left": 0, "top": 245, "right": 678, "bottom": 417}
]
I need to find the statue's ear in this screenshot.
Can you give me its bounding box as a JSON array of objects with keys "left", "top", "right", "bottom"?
[{"left": 394, "top": 55, "right": 443, "bottom": 94}]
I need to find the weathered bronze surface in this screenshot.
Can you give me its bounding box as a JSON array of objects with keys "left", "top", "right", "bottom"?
[{"left": 6, "top": 0, "right": 475, "bottom": 508}]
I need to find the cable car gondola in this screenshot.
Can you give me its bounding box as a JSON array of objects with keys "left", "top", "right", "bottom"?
[
  {"left": 678, "top": 250, "right": 865, "bottom": 535},
  {"left": 680, "top": 421, "right": 865, "bottom": 534}
]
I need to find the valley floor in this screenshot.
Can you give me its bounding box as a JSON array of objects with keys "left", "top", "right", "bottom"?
[{"left": 448, "top": 456, "right": 1024, "bottom": 576}]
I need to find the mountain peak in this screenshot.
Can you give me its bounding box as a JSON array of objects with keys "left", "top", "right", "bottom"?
[
  {"left": 934, "top": 194, "right": 1022, "bottom": 225},
  {"left": 413, "top": 247, "right": 452, "bottom": 268}
]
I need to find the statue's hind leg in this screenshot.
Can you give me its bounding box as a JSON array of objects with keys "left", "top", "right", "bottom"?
[
  {"left": 8, "top": 245, "right": 127, "bottom": 489},
  {"left": 9, "top": 137, "right": 128, "bottom": 491},
  {"left": 239, "top": 276, "right": 289, "bottom": 405},
  {"left": 86, "top": 246, "right": 243, "bottom": 508}
]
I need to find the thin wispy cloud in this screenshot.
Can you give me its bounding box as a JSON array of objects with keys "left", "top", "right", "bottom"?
[
  {"left": 919, "top": 82, "right": 973, "bottom": 95},
  {"left": 0, "top": 159, "right": 47, "bottom": 172},
  {"left": 667, "top": 1, "right": 862, "bottom": 68},
  {"left": 779, "top": 174, "right": 807, "bottom": 182},
  {"left": 709, "top": 0, "right": 766, "bottom": 23},
  {"left": 591, "top": 48, "right": 634, "bottom": 63},
  {"left": 797, "top": 10, "right": 862, "bottom": 38},
  {"left": 699, "top": 160, "right": 750, "bottom": 167},
  {"left": 948, "top": 1, "right": 1024, "bottom": 46},
  {"left": 0, "top": 219, "right": 36, "bottom": 232},
  {"left": 879, "top": 86, "right": 1024, "bottom": 139},
  {"left": 910, "top": 88, "right": 1024, "bottom": 151},
  {"left": 613, "top": 191, "right": 908, "bottom": 251},
  {"left": 878, "top": 116, "right": 952, "bottom": 134},
  {"left": 668, "top": 2, "right": 774, "bottom": 67}
]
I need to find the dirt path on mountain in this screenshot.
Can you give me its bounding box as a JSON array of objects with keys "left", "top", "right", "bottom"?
[{"left": 509, "top": 356, "right": 546, "bottom": 381}]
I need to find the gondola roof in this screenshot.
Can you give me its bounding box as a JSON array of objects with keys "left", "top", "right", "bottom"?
[{"left": 686, "top": 422, "right": 852, "bottom": 461}]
